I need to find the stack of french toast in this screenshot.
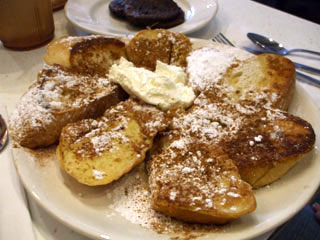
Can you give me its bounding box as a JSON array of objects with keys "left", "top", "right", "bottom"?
[{"left": 9, "top": 29, "right": 315, "bottom": 225}]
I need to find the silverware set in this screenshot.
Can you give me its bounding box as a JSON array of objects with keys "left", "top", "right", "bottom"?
[
  {"left": 212, "top": 32, "right": 320, "bottom": 87},
  {"left": 247, "top": 33, "right": 320, "bottom": 57}
]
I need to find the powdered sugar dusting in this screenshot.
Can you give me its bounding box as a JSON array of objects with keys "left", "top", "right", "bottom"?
[
  {"left": 92, "top": 169, "right": 105, "bottom": 180},
  {"left": 9, "top": 64, "right": 116, "bottom": 147},
  {"left": 105, "top": 163, "right": 222, "bottom": 235},
  {"left": 62, "top": 98, "right": 168, "bottom": 158},
  {"left": 72, "top": 116, "right": 130, "bottom": 157},
  {"left": 187, "top": 48, "right": 237, "bottom": 92}
]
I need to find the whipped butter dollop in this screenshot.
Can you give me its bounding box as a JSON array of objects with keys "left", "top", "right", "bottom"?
[{"left": 109, "top": 57, "right": 195, "bottom": 110}]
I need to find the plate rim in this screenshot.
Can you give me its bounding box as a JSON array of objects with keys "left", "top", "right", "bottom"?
[{"left": 64, "top": 0, "right": 219, "bottom": 36}]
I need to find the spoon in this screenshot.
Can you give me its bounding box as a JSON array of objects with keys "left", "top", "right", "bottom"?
[
  {"left": 0, "top": 114, "right": 8, "bottom": 152},
  {"left": 247, "top": 33, "right": 320, "bottom": 57},
  {"left": 246, "top": 34, "right": 320, "bottom": 76}
]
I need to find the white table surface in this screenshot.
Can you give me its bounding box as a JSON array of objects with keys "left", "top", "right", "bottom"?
[{"left": 1, "top": 0, "right": 320, "bottom": 239}]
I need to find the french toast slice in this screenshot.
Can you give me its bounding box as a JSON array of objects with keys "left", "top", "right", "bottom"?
[
  {"left": 44, "top": 35, "right": 126, "bottom": 76},
  {"left": 223, "top": 53, "right": 296, "bottom": 111},
  {"left": 224, "top": 110, "right": 315, "bottom": 188},
  {"left": 194, "top": 88, "right": 315, "bottom": 188},
  {"left": 9, "top": 65, "right": 126, "bottom": 148},
  {"left": 186, "top": 48, "right": 295, "bottom": 111},
  {"left": 147, "top": 131, "right": 257, "bottom": 224},
  {"left": 125, "top": 29, "right": 192, "bottom": 71},
  {"left": 57, "top": 98, "right": 168, "bottom": 186},
  {"left": 147, "top": 94, "right": 258, "bottom": 224}
]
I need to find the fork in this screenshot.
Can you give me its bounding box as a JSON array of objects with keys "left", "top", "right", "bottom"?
[
  {"left": 212, "top": 33, "right": 320, "bottom": 88},
  {"left": 212, "top": 33, "right": 235, "bottom": 47}
]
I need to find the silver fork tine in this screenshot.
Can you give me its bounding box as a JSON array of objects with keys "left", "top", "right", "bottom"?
[
  {"left": 219, "top": 33, "right": 235, "bottom": 47},
  {"left": 212, "top": 33, "right": 235, "bottom": 47},
  {"left": 212, "top": 34, "right": 221, "bottom": 44},
  {"left": 215, "top": 33, "right": 226, "bottom": 44}
]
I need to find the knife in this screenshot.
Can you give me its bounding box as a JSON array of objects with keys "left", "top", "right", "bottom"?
[{"left": 244, "top": 47, "right": 320, "bottom": 87}]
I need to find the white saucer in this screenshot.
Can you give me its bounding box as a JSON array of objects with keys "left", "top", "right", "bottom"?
[{"left": 65, "top": 0, "right": 218, "bottom": 36}]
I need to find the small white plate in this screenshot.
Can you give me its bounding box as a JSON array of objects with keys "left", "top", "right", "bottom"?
[{"left": 65, "top": 0, "right": 218, "bottom": 36}]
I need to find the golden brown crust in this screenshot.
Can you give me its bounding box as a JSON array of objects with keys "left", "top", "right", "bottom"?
[
  {"left": 224, "top": 111, "right": 315, "bottom": 188},
  {"left": 169, "top": 32, "right": 192, "bottom": 68},
  {"left": 223, "top": 53, "right": 296, "bottom": 111},
  {"left": 44, "top": 36, "right": 126, "bottom": 76},
  {"left": 70, "top": 37, "right": 126, "bottom": 75},
  {"left": 125, "top": 29, "right": 191, "bottom": 71},
  {"left": 263, "top": 54, "right": 296, "bottom": 110}
]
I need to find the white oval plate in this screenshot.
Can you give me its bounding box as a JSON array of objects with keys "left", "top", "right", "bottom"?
[
  {"left": 65, "top": 0, "right": 218, "bottom": 36},
  {"left": 13, "top": 40, "right": 320, "bottom": 240}
]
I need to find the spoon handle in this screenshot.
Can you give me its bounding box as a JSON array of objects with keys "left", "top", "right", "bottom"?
[
  {"left": 289, "top": 49, "right": 320, "bottom": 57},
  {"left": 293, "top": 62, "right": 320, "bottom": 75},
  {"left": 296, "top": 71, "right": 320, "bottom": 88}
]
